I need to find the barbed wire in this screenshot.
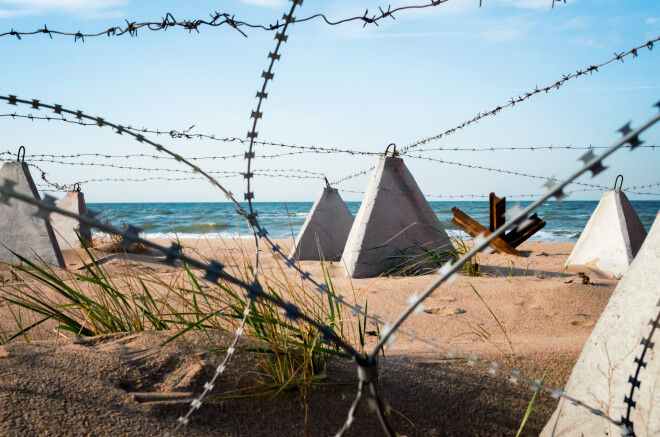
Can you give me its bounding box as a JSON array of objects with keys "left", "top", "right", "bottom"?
[
  {"left": 238, "top": 106, "right": 660, "bottom": 436},
  {"left": 414, "top": 143, "right": 658, "bottom": 152},
  {"left": 351, "top": 103, "right": 660, "bottom": 436},
  {"left": 19, "top": 157, "right": 324, "bottom": 176},
  {"left": 0, "top": 171, "right": 636, "bottom": 434},
  {"left": 622, "top": 304, "right": 660, "bottom": 434},
  {"left": 5, "top": 100, "right": 654, "bottom": 436},
  {"left": 0, "top": 113, "right": 379, "bottom": 157},
  {"left": 13, "top": 152, "right": 660, "bottom": 196},
  {"left": 6, "top": 112, "right": 658, "bottom": 157},
  {"left": 331, "top": 153, "right": 660, "bottom": 196},
  {"left": 29, "top": 171, "right": 326, "bottom": 193},
  {"left": 3, "top": 104, "right": 654, "bottom": 437},
  {"left": 0, "top": 181, "right": 363, "bottom": 421},
  {"left": 340, "top": 187, "right": 660, "bottom": 198},
  {"left": 0, "top": 93, "right": 281, "bottom": 437},
  {"left": 400, "top": 35, "right": 660, "bottom": 153},
  {"left": 176, "top": 0, "right": 305, "bottom": 434},
  {"left": 3, "top": 175, "right": 626, "bottom": 434},
  {"left": 0, "top": 1, "right": 453, "bottom": 42}
]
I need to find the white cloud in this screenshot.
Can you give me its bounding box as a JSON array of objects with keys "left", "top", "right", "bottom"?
[
  {"left": 0, "top": 0, "right": 127, "bottom": 18},
  {"left": 238, "top": 0, "right": 286, "bottom": 8},
  {"left": 647, "top": 17, "right": 659, "bottom": 25}
]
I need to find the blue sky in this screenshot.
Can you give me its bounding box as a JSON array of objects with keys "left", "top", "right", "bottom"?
[{"left": 0, "top": 0, "right": 659, "bottom": 203}]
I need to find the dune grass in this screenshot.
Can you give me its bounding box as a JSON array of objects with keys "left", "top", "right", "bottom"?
[{"left": 0, "top": 237, "right": 376, "bottom": 394}]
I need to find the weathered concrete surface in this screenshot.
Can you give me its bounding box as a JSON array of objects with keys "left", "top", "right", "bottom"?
[
  {"left": 51, "top": 191, "right": 92, "bottom": 249},
  {"left": 342, "top": 156, "right": 453, "bottom": 278},
  {"left": 0, "top": 162, "right": 65, "bottom": 267},
  {"left": 565, "top": 190, "right": 647, "bottom": 277},
  {"left": 290, "top": 188, "right": 354, "bottom": 261},
  {"left": 542, "top": 211, "right": 660, "bottom": 437}
]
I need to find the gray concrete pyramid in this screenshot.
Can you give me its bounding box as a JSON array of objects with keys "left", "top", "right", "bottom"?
[
  {"left": 342, "top": 156, "right": 453, "bottom": 278},
  {"left": 566, "top": 189, "right": 647, "bottom": 277},
  {"left": 542, "top": 210, "right": 660, "bottom": 437},
  {"left": 290, "top": 187, "right": 354, "bottom": 261},
  {"left": 51, "top": 190, "right": 92, "bottom": 249},
  {"left": 0, "top": 161, "right": 65, "bottom": 267}
]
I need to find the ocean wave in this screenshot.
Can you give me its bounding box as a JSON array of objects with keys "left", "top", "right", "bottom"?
[{"left": 93, "top": 231, "right": 253, "bottom": 240}]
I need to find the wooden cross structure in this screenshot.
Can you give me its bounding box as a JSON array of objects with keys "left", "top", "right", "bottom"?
[{"left": 450, "top": 192, "right": 546, "bottom": 256}]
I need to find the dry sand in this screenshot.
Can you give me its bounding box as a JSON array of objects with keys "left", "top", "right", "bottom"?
[{"left": 0, "top": 239, "right": 619, "bottom": 436}]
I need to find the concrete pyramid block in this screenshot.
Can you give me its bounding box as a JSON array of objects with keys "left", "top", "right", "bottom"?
[
  {"left": 542, "top": 211, "right": 660, "bottom": 437},
  {"left": 51, "top": 190, "right": 92, "bottom": 249},
  {"left": 342, "top": 156, "right": 453, "bottom": 278},
  {"left": 566, "top": 189, "right": 647, "bottom": 277},
  {"left": 0, "top": 162, "right": 65, "bottom": 267},
  {"left": 290, "top": 187, "right": 354, "bottom": 261}
]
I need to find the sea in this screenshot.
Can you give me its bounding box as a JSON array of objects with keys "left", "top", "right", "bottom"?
[{"left": 88, "top": 201, "right": 660, "bottom": 242}]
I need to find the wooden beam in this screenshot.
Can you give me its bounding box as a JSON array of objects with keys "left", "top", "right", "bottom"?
[
  {"left": 489, "top": 192, "right": 506, "bottom": 232},
  {"left": 451, "top": 207, "right": 523, "bottom": 256},
  {"left": 502, "top": 213, "right": 546, "bottom": 248}
]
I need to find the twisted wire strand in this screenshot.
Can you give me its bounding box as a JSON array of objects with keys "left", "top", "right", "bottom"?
[
  {"left": 331, "top": 154, "right": 660, "bottom": 196},
  {"left": 5, "top": 112, "right": 657, "bottom": 156},
  {"left": 0, "top": 1, "right": 452, "bottom": 41},
  {"left": 400, "top": 35, "right": 660, "bottom": 153}
]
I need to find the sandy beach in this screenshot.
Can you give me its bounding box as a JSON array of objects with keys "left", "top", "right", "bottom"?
[{"left": 0, "top": 238, "right": 620, "bottom": 436}]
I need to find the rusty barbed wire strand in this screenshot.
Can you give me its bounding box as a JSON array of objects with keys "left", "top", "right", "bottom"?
[
  {"left": 19, "top": 157, "right": 325, "bottom": 176},
  {"left": 330, "top": 35, "right": 660, "bottom": 187},
  {"left": 400, "top": 35, "right": 660, "bottom": 154},
  {"left": 339, "top": 187, "right": 660, "bottom": 198},
  {"left": 0, "top": 1, "right": 452, "bottom": 41},
  {"left": 0, "top": 113, "right": 380, "bottom": 156},
  {"left": 19, "top": 155, "right": 660, "bottom": 196},
  {"left": 29, "top": 170, "right": 326, "bottom": 193},
  {"left": 5, "top": 113, "right": 658, "bottom": 156},
  {"left": 331, "top": 154, "right": 643, "bottom": 193}
]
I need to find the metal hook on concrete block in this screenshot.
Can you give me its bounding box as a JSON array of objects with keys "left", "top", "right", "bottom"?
[
  {"left": 324, "top": 176, "right": 331, "bottom": 189},
  {"left": 17, "top": 146, "right": 25, "bottom": 162},
  {"left": 383, "top": 143, "right": 398, "bottom": 157},
  {"left": 73, "top": 183, "right": 81, "bottom": 192},
  {"left": 614, "top": 174, "right": 624, "bottom": 191}
]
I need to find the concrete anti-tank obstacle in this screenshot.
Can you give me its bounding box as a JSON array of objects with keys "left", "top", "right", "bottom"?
[
  {"left": 565, "top": 177, "right": 647, "bottom": 277},
  {"left": 290, "top": 184, "right": 354, "bottom": 261},
  {"left": 541, "top": 210, "right": 660, "bottom": 437},
  {"left": 0, "top": 155, "right": 65, "bottom": 268},
  {"left": 342, "top": 145, "right": 453, "bottom": 278},
  {"left": 50, "top": 185, "right": 92, "bottom": 249}
]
